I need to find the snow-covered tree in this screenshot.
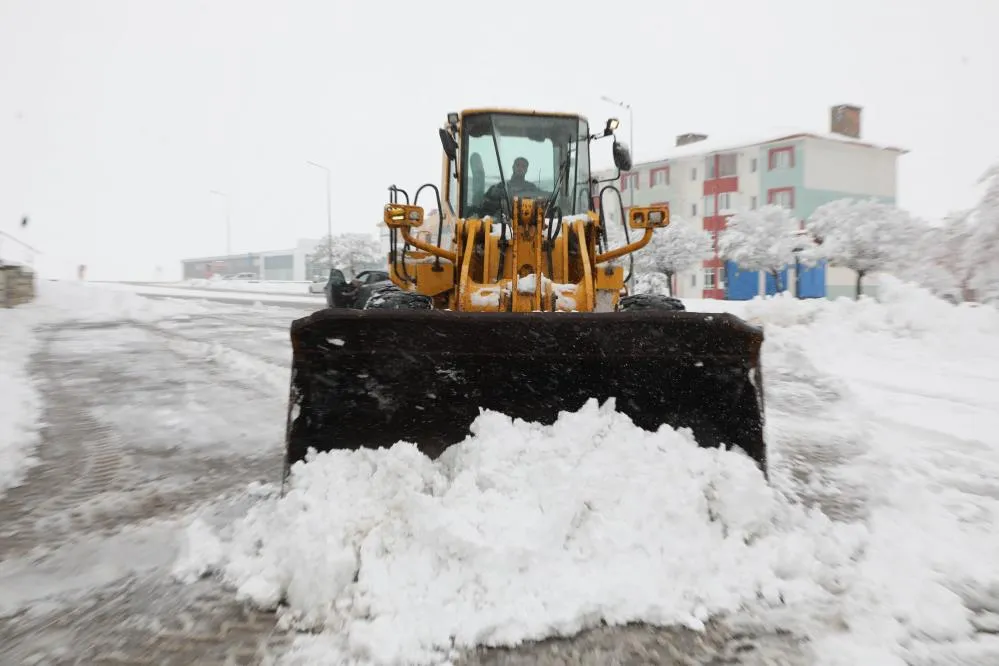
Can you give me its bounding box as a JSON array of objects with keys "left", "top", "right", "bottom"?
[
  {"left": 718, "top": 204, "right": 801, "bottom": 293},
  {"left": 310, "top": 232, "right": 383, "bottom": 278},
  {"left": 968, "top": 162, "right": 999, "bottom": 303},
  {"left": 893, "top": 209, "right": 976, "bottom": 302},
  {"left": 633, "top": 216, "right": 712, "bottom": 296},
  {"left": 804, "top": 198, "right": 918, "bottom": 299}
]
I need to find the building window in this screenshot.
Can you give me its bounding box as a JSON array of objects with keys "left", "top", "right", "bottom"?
[
  {"left": 768, "top": 146, "right": 795, "bottom": 170},
  {"left": 750, "top": 158, "right": 758, "bottom": 173},
  {"left": 717, "top": 192, "right": 735, "bottom": 212},
  {"left": 691, "top": 167, "right": 697, "bottom": 181},
  {"left": 717, "top": 153, "right": 737, "bottom": 178},
  {"left": 691, "top": 203, "right": 698, "bottom": 216},
  {"left": 718, "top": 265, "right": 726, "bottom": 289},
  {"left": 620, "top": 172, "right": 639, "bottom": 191},
  {"left": 768, "top": 187, "right": 795, "bottom": 209},
  {"left": 649, "top": 167, "right": 670, "bottom": 187},
  {"left": 750, "top": 195, "right": 757, "bottom": 209},
  {"left": 704, "top": 268, "right": 717, "bottom": 290},
  {"left": 691, "top": 273, "right": 696, "bottom": 287}
]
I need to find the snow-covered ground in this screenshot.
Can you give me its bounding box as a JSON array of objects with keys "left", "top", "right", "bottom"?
[
  {"left": 4, "top": 278, "right": 999, "bottom": 665},
  {"left": 139, "top": 278, "right": 319, "bottom": 295},
  {"left": 0, "top": 281, "right": 307, "bottom": 663},
  {"left": 173, "top": 277, "right": 999, "bottom": 665},
  {"left": 94, "top": 280, "right": 326, "bottom": 304}
]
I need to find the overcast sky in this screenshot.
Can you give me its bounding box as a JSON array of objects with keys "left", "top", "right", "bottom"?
[{"left": 2, "top": 0, "right": 996, "bottom": 280}]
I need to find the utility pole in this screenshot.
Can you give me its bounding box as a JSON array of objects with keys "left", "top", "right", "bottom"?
[
  {"left": 306, "top": 160, "right": 334, "bottom": 263},
  {"left": 209, "top": 190, "right": 231, "bottom": 256}
]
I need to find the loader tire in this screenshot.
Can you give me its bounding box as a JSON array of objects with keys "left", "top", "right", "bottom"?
[
  {"left": 617, "top": 293, "right": 686, "bottom": 312},
  {"left": 363, "top": 285, "right": 433, "bottom": 310}
]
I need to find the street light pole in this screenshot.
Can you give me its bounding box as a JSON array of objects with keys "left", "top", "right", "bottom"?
[
  {"left": 600, "top": 95, "right": 634, "bottom": 210},
  {"left": 306, "top": 160, "right": 334, "bottom": 262},
  {"left": 209, "top": 189, "right": 231, "bottom": 256}
]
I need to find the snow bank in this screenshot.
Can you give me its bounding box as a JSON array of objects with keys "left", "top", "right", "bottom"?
[
  {"left": 182, "top": 399, "right": 862, "bottom": 665},
  {"left": 739, "top": 274, "right": 999, "bottom": 665},
  {"left": 179, "top": 278, "right": 313, "bottom": 295},
  {"left": 43, "top": 280, "right": 215, "bottom": 323},
  {"left": 0, "top": 300, "right": 44, "bottom": 496},
  {"left": 741, "top": 275, "right": 999, "bottom": 341}
]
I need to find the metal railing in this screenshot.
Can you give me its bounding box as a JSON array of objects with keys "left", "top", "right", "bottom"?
[{"left": 0, "top": 230, "right": 40, "bottom": 269}]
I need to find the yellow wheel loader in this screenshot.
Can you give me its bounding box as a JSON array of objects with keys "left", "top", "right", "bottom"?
[{"left": 284, "top": 108, "right": 766, "bottom": 475}]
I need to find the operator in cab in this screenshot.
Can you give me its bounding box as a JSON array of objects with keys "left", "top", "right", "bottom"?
[{"left": 477, "top": 156, "right": 543, "bottom": 217}]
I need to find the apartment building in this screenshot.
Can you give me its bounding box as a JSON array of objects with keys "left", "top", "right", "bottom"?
[{"left": 596, "top": 104, "right": 908, "bottom": 299}]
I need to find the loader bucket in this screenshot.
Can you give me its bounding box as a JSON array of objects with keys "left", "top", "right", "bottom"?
[{"left": 285, "top": 308, "right": 766, "bottom": 474}]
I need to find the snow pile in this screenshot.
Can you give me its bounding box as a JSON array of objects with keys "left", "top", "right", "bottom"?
[
  {"left": 185, "top": 399, "right": 863, "bottom": 665},
  {"left": 742, "top": 275, "right": 999, "bottom": 341},
  {"left": 171, "top": 282, "right": 999, "bottom": 664}
]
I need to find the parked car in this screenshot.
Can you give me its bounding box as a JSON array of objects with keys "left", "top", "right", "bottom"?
[
  {"left": 324, "top": 268, "right": 391, "bottom": 309},
  {"left": 308, "top": 275, "right": 327, "bottom": 294}
]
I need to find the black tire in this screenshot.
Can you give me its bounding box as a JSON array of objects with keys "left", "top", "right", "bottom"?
[
  {"left": 617, "top": 293, "right": 686, "bottom": 312},
  {"left": 362, "top": 284, "right": 433, "bottom": 310}
]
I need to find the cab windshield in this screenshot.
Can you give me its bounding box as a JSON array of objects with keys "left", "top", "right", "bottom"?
[{"left": 460, "top": 113, "right": 590, "bottom": 219}]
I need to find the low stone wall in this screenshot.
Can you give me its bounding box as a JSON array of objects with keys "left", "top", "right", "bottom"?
[{"left": 0, "top": 264, "right": 36, "bottom": 307}]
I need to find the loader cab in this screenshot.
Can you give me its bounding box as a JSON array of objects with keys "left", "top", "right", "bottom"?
[
  {"left": 439, "top": 110, "right": 633, "bottom": 223},
  {"left": 451, "top": 111, "right": 593, "bottom": 220}
]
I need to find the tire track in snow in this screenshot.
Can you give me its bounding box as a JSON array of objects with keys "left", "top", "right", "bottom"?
[
  {"left": 0, "top": 320, "right": 284, "bottom": 559},
  {"left": 761, "top": 333, "right": 873, "bottom": 523},
  {"left": 0, "top": 318, "right": 290, "bottom": 664}
]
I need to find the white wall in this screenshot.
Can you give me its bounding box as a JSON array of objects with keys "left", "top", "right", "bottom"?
[
  {"left": 825, "top": 265, "right": 880, "bottom": 299},
  {"left": 802, "top": 138, "right": 899, "bottom": 198}
]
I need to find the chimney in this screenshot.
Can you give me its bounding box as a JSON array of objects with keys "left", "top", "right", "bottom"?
[
  {"left": 830, "top": 104, "right": 862, "bottom": 138},
  {"left": 675, "top": 133, "right": 708, "bottom": 147}
]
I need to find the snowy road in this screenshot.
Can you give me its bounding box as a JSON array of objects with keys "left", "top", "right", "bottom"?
[
  {"left": 0, "top": 294, "right": 309, "bottom": 664},
  {"left": 2, "top": 280, "right": 998, "bottom": 665}
]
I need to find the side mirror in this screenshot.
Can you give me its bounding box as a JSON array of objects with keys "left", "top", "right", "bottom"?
[
  {"left": 384, "top": 203, "right": 425, "bottom": 228},
  {"left": 629, "top": 205, "right": 670, "bottom": 230},
  {"left": 613, "top": 140, "right": 632, "bottom": 172},
  {"left": 439, "top": 129, "right": 458, "bottom": 161}
]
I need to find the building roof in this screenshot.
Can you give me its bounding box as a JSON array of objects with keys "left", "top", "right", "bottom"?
[{"left": 628, "top": 127, "right": 908, "bottom": 170}]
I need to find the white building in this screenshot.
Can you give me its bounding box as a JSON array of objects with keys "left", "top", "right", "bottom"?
[
  {"left": 596, "top": 104, "right": 908, "bottom": 300},
  {"left": 181, "top": 238, "right": 325, "bottom": 281}
]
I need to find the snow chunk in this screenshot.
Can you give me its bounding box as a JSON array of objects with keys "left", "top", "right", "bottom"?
[
  {"left": 196, "top": 399, "right": 855, "bottom": 664},
  {"left": 470, "top": 288, "right": 500, "bottom": 307},
  {"left": 171, "top": 518, "right": 226, "bottom": 584},
  {"left": 515, "top": 273, "right": 551, "bottom": 294}
]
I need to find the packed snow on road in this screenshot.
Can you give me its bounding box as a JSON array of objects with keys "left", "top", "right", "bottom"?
[{"left": 3, "top": 279, "right": 999, "bottom": 665}]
